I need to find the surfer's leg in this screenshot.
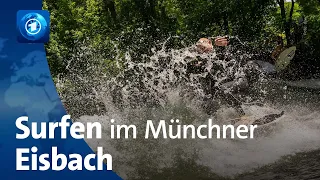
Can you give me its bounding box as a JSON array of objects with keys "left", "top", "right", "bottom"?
[
  {"left": 244, "top": 61, "right": 263, "bottom": 84},
  {"left": 217, "top": 89, "right": 246, "bottom": 116},
  {"left": 220, "top": 77, "right": 249, "bottom": 94},
  {"left": 200, "top": 77, "right": 221, "bottom": 115},
  {"left": 202, "top": 96, "right": 220, "bottom": 115}
]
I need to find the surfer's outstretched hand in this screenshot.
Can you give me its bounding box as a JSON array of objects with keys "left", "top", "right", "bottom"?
[{"left": 214, "top": 36, "right": 229, "bottom": 47}]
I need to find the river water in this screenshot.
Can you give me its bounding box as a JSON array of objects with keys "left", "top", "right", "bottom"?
[
  {"left": 78, "top": 84, "right": 320, "bottom": 180},
  {"left": 60, "top": 42, "right": 320, "bottom": 179}
]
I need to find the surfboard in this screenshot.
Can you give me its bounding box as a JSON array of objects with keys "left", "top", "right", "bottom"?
[
  {"left": 275, "top": 46, "right": 296, "bottom": 71},
  {"left": 229, "top": 111, "right": 285, "bottom": 127}
]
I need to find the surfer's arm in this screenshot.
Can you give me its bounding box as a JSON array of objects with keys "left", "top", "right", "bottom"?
[
  {"left": 214, "top": 36, "right": 229, "bottom": 46},
  {"left": 212, "top": 36, "right": 243, "bottom": 47},
  {"left": 271, "top": 45, "right": 283, "bottom": 60}
]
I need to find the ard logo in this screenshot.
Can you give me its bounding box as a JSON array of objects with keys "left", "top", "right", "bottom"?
[{"left": 17, "top": 10, "right": 50, "bottom": 43}]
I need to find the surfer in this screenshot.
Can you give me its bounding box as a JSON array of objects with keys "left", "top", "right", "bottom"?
[
  {"left": 188, "top": 36, "right": 247, "bottom": 117},
  {"left": 189, "top": 36, "right": 285, "bottom": 122}
]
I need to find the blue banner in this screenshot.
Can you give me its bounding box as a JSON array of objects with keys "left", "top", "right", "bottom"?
[{"left": 0, "top": 1, "right": 121, "bottom": 179}]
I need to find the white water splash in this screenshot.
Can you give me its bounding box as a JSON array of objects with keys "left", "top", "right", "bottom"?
[
  {"left": 77, "top": 101, "right": 320, "bottom": 179},
  {"left": 59, "top": 39, "right": 320, "bottom": 179}
]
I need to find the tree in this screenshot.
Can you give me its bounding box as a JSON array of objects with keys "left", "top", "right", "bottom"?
[
  {"left": 103, "top": 0, "right": 117, "bottom": 24},
  {"left": 277, "top": 0, "right": 296, "bottom": 45}
]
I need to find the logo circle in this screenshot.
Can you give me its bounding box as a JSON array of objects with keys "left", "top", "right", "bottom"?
[
  {"left": 25, "top": 18, "right": 42, "bottom": 35},
  {"left": 19, "top": 13, "right": 48, "bottom": 41}
]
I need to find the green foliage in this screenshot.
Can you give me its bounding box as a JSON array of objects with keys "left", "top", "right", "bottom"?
[{"left": 43, "top": 0, "right": 320, "bottom": 79}]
